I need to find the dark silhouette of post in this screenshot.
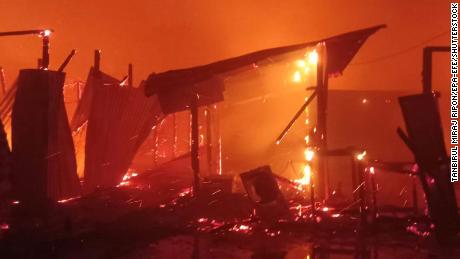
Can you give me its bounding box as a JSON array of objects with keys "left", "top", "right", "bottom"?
[
  {"left": 41, "top": 34, "right": 50, "bottom": 70},
  {"left": 205, "top": 107, "right": 213, "bottom": 175},
  {"left": 191, "top": 93, "right": 200, "bottom": 195},
  {"left": 128, "top": 64, "right": 133, "bottom": 88},
  {"left": 422, "top": 46, "right": 449, "bottom": 94},
  {"left": 0, "top": 67, "right": 6, "bottom": 96},
  {"left": 316, "top": 44, "right": 329, "bottom": 200}
]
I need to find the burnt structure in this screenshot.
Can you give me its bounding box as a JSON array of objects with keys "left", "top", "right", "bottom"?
[
  {"left": 11, "top": 69, "right": 81, "bottom": 202},
  {"left": 145, "top": 24, "right": 386, "bottom": 198}
]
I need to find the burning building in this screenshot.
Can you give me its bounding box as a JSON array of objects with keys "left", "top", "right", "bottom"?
[{"left": 0, "top": 1, "right": 457, "bottom": 258}]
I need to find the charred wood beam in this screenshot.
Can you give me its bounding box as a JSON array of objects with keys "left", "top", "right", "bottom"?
[
  {"left": 422, "top": 46, "right": 449, "bottom": 94},
  {"left": 94, "top": 50, "right": 101, "bottom": 72},
  {"left": 58, "top": 49, "right": 76, "bottom": 72},
  {"left": 0, "top": 67, "right": 5, "bottom": 96},
  {"left": 191, "top": 93, "right": 200, "bottom": 195},
  {"left": 41, "top": 35, "right": 50, "bottom": 70},
  {"left": 128, "top": 64, "right": 133, "bottom": 88},
  {"left": 316, "top": 44, "right": 329, "bottom": 200},
  {"left": 275, "top": 90, "right": 317, "bottom": 144},
  {"left": 0, "top": 29, "right": 53, "bottom": 37}
]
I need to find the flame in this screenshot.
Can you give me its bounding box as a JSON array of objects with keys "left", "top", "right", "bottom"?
[
  {"left": 295, "top": 164, "right": 311, "bottom": 186},
  {"left": 292, "top": 49, "right": 318, "bottom": 83},
  {"left": 117, "top": 170, "right": 139, "bottom": 187},
  {"left": 39, "top": 29, "right": 52, "bottom": 38},
  {"left": 307, "top": 50, "right": 319, "bottom": 65},
  {"left": 293, "top": 71, "right": 302, "bottom": 82},
  {"left": 291, "top": 49, "right": 320, "bottom": 189},
  {"left": 304, "top": 148, "right": 314, "bottom": 161},
  {"left": 356, "top": 150, "right": 367, "bottom": 161},
  {"left": 296, "top": 60, "right": 306, "bottom": 67},
  {"left": 369, "top": 166, "right": 375, "bottom": 174}
]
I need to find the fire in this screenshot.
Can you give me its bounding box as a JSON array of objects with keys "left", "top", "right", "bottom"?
[
  {"left": 293, "top": 71, "right": 302, "bottom": 82},
  {"left": 39, "top": 29, "right": 52, "bottom": 38},
  {"left": 291, "top": 48, "right": 320, "bottom": 189},
  {"left": 117, "top": 170, "right": 139, "bottom": 187},
  {"left": 295, "top": 164, "right": 311, "bottom": 186},
  {"left": 356, "top": 150, "right": 367, "bottom": 161},
  {"left": 292, "top": 49, "right": 318, "bottom": 83},
  {"left": 307, "top": 50, "right": 319, "bottom": 65},
  {"left": 296, "top": 60, "right": 306, "bottom": 67},
  {"left": 229, "top": 224, "right": 252, "bottom": 234},
  {"left": 369, "top": 166, "right": 375, "bottom": 174},
  {"left": 304, "top": 148, "right": 314, "bottom": 161}
]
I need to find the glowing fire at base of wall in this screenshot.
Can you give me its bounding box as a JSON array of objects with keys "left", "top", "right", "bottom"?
[{"left": 291, "top": 48, "right": 319, "bottom": 191}]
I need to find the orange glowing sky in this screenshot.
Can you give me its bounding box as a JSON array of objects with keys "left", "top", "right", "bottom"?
[{"left": 0, "top": 0, "right": 451, "bottom": 91}]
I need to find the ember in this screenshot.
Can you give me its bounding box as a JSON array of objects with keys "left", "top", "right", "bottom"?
[
  {"left": 57, "top": 196, "right": 81, "bottom": 203},
  {"left": 117, "top": 170, "right": 139, "bottom": 187}
]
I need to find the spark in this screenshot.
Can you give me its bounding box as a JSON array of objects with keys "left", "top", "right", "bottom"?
[
  {"left": 197, "top": 218, "right": 208, "bottom": 223},
  {"left": 57, "top": 196, "right": 81, "bottom": 203},
  {"left": 229, "top": 224, "right": 252, "bottom": 234}
]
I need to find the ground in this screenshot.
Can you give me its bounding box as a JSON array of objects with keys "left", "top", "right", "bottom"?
[{"left": 1, "top": 156, "right": 459, "bottom": 258}]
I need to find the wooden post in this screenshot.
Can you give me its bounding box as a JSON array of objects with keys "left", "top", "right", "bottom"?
[
  {"left": 76, "top": 81, "right": 81, "bottom": 100},
  {"left": 172, "top": 113, "right": 177, "bottom": 157},
  {"left": 58, "top": 49, "right": 76, "bottom": 72},
  {"left": 422, "top": 46, "right": 449, "bottom": 94},
  {"left": 205, "top": 107, "right": 213, "bottom": 175},
  {"left": 0, "top": 67, "right": 6, "bottom": 96},
  {"left": 191, "top": 93, "right": 200, "bottom": 195},
  {"left": 412, "top": 174, "right": 419, "bottom": 216},
  {"left": 153, "top": 126, "right": 158, "bottom": 166},
  {"left": 94, "top": 50, "right": 101, "bottom": 72},
  {"left": 316, "top": 43, "right": 329, "bottom": 199},
  {"left": 214, "top": 104, "right": 223, "bottom": 175},
  {"left": 128, "top": 64, "right": 133, "bottom": 88},
  {"left": 41, "top": 35, "right": 50, "bottom": 69},
  {"left": 310, "top": 174, "right": 316, "bottom": 212},
  {"left": 351, "top": 157, "right": 359, "bottom": 201},
  {"left": 356, "top": 159, "right": 367, "bottom": 227}
]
